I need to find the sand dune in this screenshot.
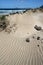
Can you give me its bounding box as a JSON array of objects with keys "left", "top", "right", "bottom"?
[{"left": 0, "top": 10, "right": 43, "bottom": 65}]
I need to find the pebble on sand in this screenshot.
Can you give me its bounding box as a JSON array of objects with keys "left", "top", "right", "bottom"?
[
  {"left": 26, "top": 38, "right": 30, "bottom": 42},
  {"left": 37, "top": 45, "right": 39, "bottom": 47},
  {"left": 34, "top": 25, "right": 42, "bottom": 31},
  {"left": 37, "top": 37, "right": 40, "bottom": 40}
]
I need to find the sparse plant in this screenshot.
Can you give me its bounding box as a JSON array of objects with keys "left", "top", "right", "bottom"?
[
  {"left": 0, "top": 15, "right": 9, "bottom": 31},
  {"left": 0, "top": 15, "right": 6, "bottom": 21}
]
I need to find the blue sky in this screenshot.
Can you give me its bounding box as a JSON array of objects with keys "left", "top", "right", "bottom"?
[{"left": 0, "top": 0, "right": 43, "bottom": 8}]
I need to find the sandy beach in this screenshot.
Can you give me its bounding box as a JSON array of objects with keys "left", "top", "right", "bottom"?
[{"left": 0, "top": 10, "right": 43, "bottom": 65}]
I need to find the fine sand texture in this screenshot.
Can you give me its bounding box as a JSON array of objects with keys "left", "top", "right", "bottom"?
[{"left": 0, "top": 10, "right": 43, "bottom": 65}]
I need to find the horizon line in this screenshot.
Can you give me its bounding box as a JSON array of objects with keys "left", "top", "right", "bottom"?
[{"left": 0, "top": 8, "right": 41, "bottom": 10}]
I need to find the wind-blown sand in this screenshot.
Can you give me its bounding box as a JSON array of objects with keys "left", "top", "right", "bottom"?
[{"left": 0, "top": 10, "right": 43, "bottom": 65}]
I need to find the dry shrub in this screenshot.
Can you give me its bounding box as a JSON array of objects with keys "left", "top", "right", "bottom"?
[
  {"left": 0, "top": 15, "right": 9, "bottom": 31},
  {"left": 5, "top": 27, "right": 11, "bottom": 33}
]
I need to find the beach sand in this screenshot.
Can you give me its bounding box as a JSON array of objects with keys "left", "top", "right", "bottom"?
[{"left": 0, "top": 10, "right": 43, "bottom": 65}]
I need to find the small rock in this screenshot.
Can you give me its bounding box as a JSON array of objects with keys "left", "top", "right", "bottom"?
[
  {"left": 34, "top": 25, "right": 42, "bottom": 31},
  {"left": 26, "top": 38, "right": 30, "bottom": 42},
  {"left": 37, "top": 45, "right": 39, "bottom": 47},
  {"left": 37, "top": 36, "right": 40, "bottom": 40}
]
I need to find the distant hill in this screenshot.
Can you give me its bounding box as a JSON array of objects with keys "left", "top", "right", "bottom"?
[{"left": 40, "top": 5, "right": 43, "bottom": 8}]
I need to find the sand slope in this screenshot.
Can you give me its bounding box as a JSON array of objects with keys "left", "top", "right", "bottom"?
[{"left": 0, "top": 11, "right": 43, "bottom": 65}]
